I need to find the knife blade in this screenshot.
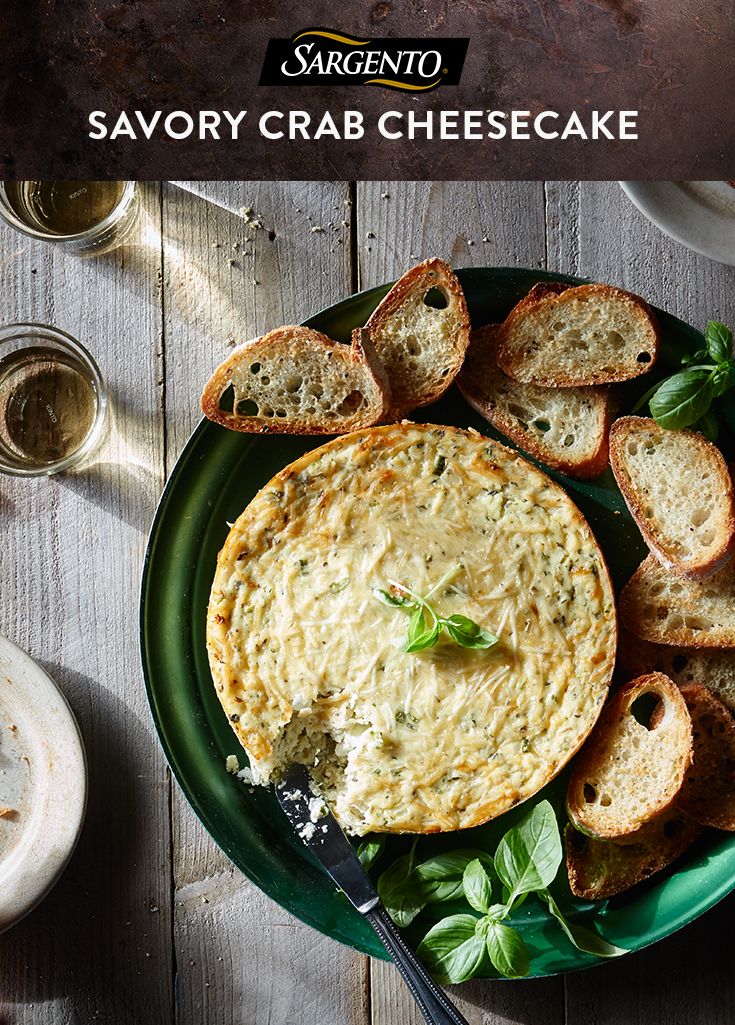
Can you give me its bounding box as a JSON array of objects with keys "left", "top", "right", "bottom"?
[
  {"left": 275, "top": 762, "right": 471, "bottom": 1025},
  {"left": 275, "top": 762, "right": 379, "bottom": 913}
]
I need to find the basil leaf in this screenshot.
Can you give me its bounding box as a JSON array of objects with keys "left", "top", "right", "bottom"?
[
  {"left": 463, "top": 859, "right": 493, "bottom": 914},
  {"left": 414, "top": 849, "right": 495, "bottom": 904},
  {"left": 373, "top": 587, "right": 413, "bottom": 608},
  {"left": 649, "top": 368, "right": 714, "bottom": 430},
  {"left": 695, "top": 410, "right": 719, "bottom": 443},
  {"left": 681, "top": 346, "right": 710, "bottom": 368},
  {"left": 544, "top": 891, "right": 626, "bottom": 959},
  {"left": 404, "top": 606, "right": 441, "bottom": 653},
  {"left": 485, "top": 922, "right": 530, "bottom": 979},
  {"left": 711, "top": 360, "right": 735, "bottom": 398},
  {"left": 486, "top": 903, "right": 509, "bottom": 921},
  {"left": 705, "top": 321, "right": 733, "bottom": 364},
  {"left": 443, "top": 614, "right": 499, "bottom": 650},
  {"left": 417, "top": 915, "right": 486, "bottom": 984},
  {"left": 494, "top": 800, "right": 562, "bottom": 904},
  {"left": 377, "top": 849, "right": 426, "bottom": 927},
  {"left": 356, "top": 837, "right": 385, "bottom": 871}
]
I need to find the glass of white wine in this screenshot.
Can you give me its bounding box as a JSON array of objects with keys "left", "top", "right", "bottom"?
[
  {"left": 0, "top": 324, "right": 108, "bottom": 477},
  {"left": 0, "top": 181, "right": 138, "bottom": 256}
]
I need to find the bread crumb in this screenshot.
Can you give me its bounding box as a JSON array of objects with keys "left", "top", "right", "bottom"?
[
  {"left": 0, "top": 807, "right": 16, "bottom": 819},
  {"left": 225, "top": 755, "right": 239, "bottom": 774},
  {"left": 310, "top": 226, "right": 325, "bottom": 233}
]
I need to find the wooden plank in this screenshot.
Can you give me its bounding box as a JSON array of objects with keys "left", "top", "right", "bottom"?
[
  {"left": 355, "top": 180, "right": 546, "bottom": 291},
  {"left": 357, "top": 179, "right": 564, "bottom": 1025},
  {"left": 546, "top": 179, "right": 735, "bottom": 1025},
  {"left": 0, "top": 184, "right": 173, "bottom": 1023},
  {"left": 161, "top": 181, "right": 369, "bottom": 1025}
]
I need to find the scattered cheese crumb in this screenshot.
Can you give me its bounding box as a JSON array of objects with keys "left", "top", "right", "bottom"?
[
  {"left": 308, "top": 795, "right": 328, "bottom": 823},
  {"left": 225, "top": 755, "right": 239, "bottom": 774},
  {"left": 298, "top": 822, "right": 317, "bottom": 841}
]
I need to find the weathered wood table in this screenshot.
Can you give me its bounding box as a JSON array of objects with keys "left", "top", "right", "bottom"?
[{"left": 1, "top": 180, "right": 734, "bottom": 1025}]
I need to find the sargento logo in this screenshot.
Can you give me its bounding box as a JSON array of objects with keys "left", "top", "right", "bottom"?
[{"left": 259, "top": 29, "right": 469, "bottom": 92}]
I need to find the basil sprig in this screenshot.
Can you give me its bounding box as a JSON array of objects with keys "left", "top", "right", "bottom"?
[
  {"left": 375, "top": 801, "right": 625, "bottom": 983},
  {"left": 374, "top": 566, "right": 499, "bottom": 654},
  {"left": 634, "top": 320, "right": 735, "bottom": 437}
]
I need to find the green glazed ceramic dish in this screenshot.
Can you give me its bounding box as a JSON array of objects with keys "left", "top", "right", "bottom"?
[{"left": 140, "top": 268, "right": 735, "bottom": 977}]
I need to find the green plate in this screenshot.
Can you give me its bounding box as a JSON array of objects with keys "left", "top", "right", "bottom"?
[{"left": 140, "top": 268, "right": 735, "bottom": 977}]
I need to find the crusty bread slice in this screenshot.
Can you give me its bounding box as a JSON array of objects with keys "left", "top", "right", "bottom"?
[
  {"left": 360, "top": 258, "right": 470, "bottom": 419},
  {"left": 565, "top": 814, "right": 701, "bottom": 900},
  {"left": 201, "top": 326, "right": 390, "bottom": 434},
  {"left": 676, "top": 682, "right": 735, "bottom": 830},
  {"left": 620, "top": 555, "right": 735, "bottom": 649},
  {"left": 617, "top": 627, "right": 735, "bottom": 713},
  {"left": 519, "top": 281, "right": 571, "bottom": 304},
  {"left": 610, "top": 416, "right": 735, "bottom": 579},
  {"left": 457, "top": 324, "right": 614, "bottom": 479},
  {"left": 567, "top": 673, "right": 692, "bottom": 843},
  {"left": 496, "top": 283, "right": 659, "bottom": 387}
]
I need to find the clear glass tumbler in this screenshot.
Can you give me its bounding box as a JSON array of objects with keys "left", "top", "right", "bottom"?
[
  {"left": 0, "top": 181, "right": 138, "bottom": 256},
  {"left": 0, "top": 324, "right": 108, "bottom": 477}
]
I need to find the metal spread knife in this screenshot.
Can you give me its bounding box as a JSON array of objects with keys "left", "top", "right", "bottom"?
[{"left": 276, "top": 763, "right": 470, "bottom": 1025}]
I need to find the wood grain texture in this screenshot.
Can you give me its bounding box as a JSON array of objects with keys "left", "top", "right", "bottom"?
[
  {"left": 355, "top": 180, "right": 546, "bottom": 292},
  {"left": 0, "top": 183, "right": 173, "bottom": 1024},
  {"left": 547, "top": 179, "right": 735, "bottom": 1025},
  {"left": 161, "top": 180, "right": 369, "bottom": 1025},
  {"left": 357, "top": 180, "right": 564, "bottom": 1025}
]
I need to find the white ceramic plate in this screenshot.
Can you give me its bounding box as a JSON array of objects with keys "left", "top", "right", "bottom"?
[
  {"left": 0, "top": 635, "right": 87, "bottom": 932},
  {"left": 620, "top": 181, "right": 735, "bottom": 266}
]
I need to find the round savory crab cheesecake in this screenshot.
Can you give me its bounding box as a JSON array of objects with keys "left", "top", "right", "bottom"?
[{"left": 207, "top": 422, "right": 617, "bottom": 835}]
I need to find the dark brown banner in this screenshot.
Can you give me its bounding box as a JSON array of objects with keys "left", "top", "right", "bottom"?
[{"left": 1, "top": 0, "right": 733, "bottom": 179}]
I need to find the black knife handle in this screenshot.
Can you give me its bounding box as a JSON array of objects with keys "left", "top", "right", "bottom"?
[{"left": 365, "top": 904, "right": 471, "bottom": 1025}]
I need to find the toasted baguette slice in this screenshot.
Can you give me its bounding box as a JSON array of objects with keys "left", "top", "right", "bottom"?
[
  {"left": 519, "top": 281, "right": 571, "bottom": 304},
  {"left": 496, "top": 283, "right": 659, "bottom": 387},
  {"left": 201, "top": 327, "right": 390, "bottom": 435},
  {"left": 617, "top": 627, "right": 735, "bottom": 713},
  {"left": 676, "top": 683, "right": 735, "bottom": 830},
  {"left": 567, "top": 673, "right": 692, "bottom": 843},
  {"left": 361, "top": 258, "right": 470, "bottom": 419},
  {"left": 458, "top": 324, "right": 614, "bottom": 479},
  {"left": 610, "top": 416, "right": 735, "bottom": 579},
  {"left": 565, "top": 814, "right": 701, "bottom": 900},
  {"left": 620, "top": 555, "right": 735, "bottom": 649}
]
